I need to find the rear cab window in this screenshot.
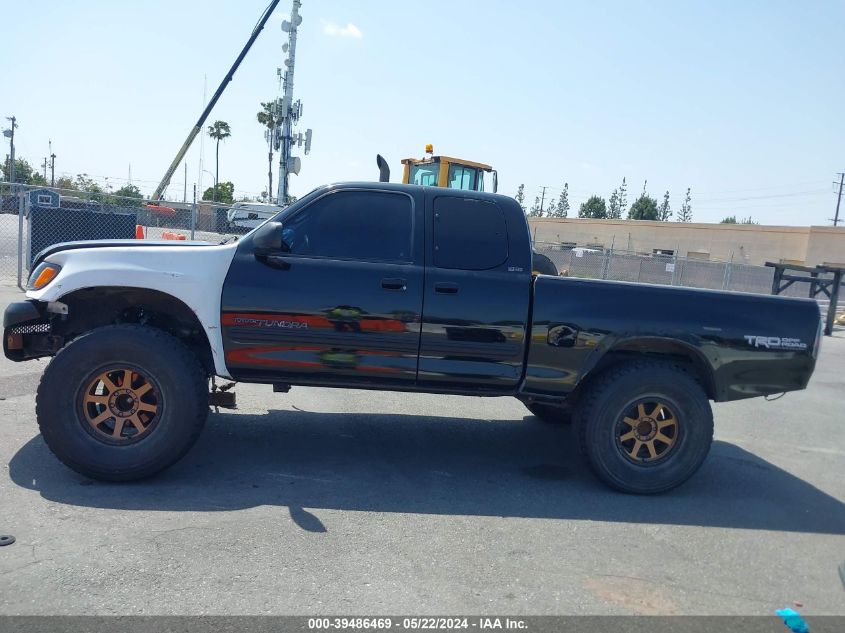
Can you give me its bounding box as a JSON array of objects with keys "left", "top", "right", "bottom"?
[{"left": 433, "top": 196, "right": 509, "bottom": 270}]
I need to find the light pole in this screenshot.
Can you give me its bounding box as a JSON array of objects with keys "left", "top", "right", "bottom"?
[
  {"left": 202, "top": 170, "right": 217, "bottom": 201},
  {"left": 3, "top": 116, "right": 17, "bottom": 192}
]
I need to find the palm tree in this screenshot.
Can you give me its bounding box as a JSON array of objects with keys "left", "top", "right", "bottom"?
[
  {"left": 256, "top": 101, "right": 277, "bottom": 201},
  {"left": 207, "top": 120, "right": 231, "bottom": 201}
]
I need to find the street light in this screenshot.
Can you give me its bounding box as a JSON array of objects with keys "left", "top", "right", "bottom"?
[{"left": 202, "top": 169, "right": 217, "bottom": 201}]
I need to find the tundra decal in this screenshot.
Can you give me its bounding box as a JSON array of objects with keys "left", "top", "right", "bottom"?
[{"left": 743, "top": 335, "right": 807, "bottom": 351}]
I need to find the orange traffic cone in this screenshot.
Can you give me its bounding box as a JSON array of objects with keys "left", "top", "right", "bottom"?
[{"left": 135, "top": 225, "right": 146, "bottom": 240}]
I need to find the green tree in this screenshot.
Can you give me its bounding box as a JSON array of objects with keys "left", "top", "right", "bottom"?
[
  {"left": 1, "top": 157, "right": 35, "bottom": 184},
  {"left": 257, "top": 100, "right": 278, "bottom": 199},
  {"left": 545, "top": 199, "right": 557, "bottom": 217},
  {"left": 579, "top": 195, "right": 607, "bottom": 219},
  {"left": 207, "top": 120, "right": 232, "bottom": 201},
  {"left": 720, "top": 215, "right": 737, "bottom": 224},
  {"left": 31, "top": 172, "right": 48, "bottom": 186},
  {"left": 607, "top": 189, "right": 621, "bottom": 219},
  {"left": 554, "top": 182, "right": 570, "bottom": 218},
  {"left": 515, "top": 184, "right": 526, "bottom": 213},
  {"left": 112, "top": 184, "right": 144, "bottom": 207},
  {"left": 676, "top": 187, "right": 693, "bottom": 222},
  {"left": 203, "top": 181, "right": 235, "bottom": 204},
  {"left": 658, "top": 190, "right": 672, "bottom": 221},
  {"left": 741, "top": 216, "right": 758, "bottom": 224},
  {"left": 628, "top": 194, "right": 660, "bottom": 220},
  {"left": 528, "top": 196, "right": 542, "bottom": 217},
  {"left": 54, "top": 176, "right": 75, "bottom": 191},
  {"left": 618, "top": 177, "right": 628, "bottom": 217},
  {"left": 73, "top": 174, "right": 103, "bottom": 193}
]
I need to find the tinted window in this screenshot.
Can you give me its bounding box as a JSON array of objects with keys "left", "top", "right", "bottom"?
[
  {"left": 433, "top": 197, "right": 508, "bottom": 270},
  {"left": 282, "top": 191, "right": 413, "bottom": 262}
]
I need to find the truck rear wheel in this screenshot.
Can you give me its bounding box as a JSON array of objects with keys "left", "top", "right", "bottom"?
[
  {"left": 524, "top": 402, "right": 572, "bottom": 425},
  {"left": 36, "top": 325, "right": 209, "bottom": 481},
  {"left": 575, "top": 360, "right": 713, "bottom": 494}
]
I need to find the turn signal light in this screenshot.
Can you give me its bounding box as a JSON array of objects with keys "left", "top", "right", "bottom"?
[{"left": 27, "top": 263, "right": 61, "bottom": 291}]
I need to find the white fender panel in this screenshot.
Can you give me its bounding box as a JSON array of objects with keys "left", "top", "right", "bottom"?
[{"left": 26, "top": 243, "right": 238, "bottom": 377}]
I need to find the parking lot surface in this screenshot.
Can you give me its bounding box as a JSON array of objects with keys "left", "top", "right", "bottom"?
[{"left": 0, "top": 285, "right": 843, "bottom": 615}]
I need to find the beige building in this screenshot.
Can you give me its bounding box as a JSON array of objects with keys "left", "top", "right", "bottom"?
[{"left": 528, "top": 217, "right": 845, "bottom": 267}]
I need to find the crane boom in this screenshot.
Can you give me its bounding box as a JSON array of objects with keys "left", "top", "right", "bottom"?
[{"left": 151, "top": 0, "right": 283, "bottom": 201}]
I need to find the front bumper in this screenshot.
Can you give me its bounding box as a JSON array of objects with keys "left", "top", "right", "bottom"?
[{"left": 3, "top": 300, "right": 63, "bottom": 361}]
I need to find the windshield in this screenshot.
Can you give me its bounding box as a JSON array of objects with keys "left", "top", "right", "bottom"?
[{"left": 408, "top": 161, "right": 440, "bottom": 186}]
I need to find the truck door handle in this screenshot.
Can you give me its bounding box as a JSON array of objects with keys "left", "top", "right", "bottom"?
[
  {"left": 381, "top": 278, "right": 407, "bottom": 291},
  {"left": 434, "top": 282, "right": 459, "bottom": 294}
]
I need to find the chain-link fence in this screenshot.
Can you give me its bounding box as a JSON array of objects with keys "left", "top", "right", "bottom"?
[
  {"left": 535, "top": 241, "right": 842, "bottom": 321},
  {"left": 0, "top": 181, "right": 240, "bottom": 287}
]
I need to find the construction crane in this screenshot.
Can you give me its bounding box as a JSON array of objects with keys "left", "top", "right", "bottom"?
[{"left": 150, "top": 0, "right": 283, "bottom": 201}]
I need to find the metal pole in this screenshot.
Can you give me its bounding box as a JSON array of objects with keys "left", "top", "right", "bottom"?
[
  {"left": 183, "top": 162, "right": 188, "bottom": 203},
  {"left": 50, "top": 153, "right": 55, "bottom": 187},
  {"left": 7, "top": 116, "right": 16, "bottom": 194},
  {"left": 539, "top": 186, "right": 547, "bottom": 215},
  {"left": 16, "top": 193, "right": 24, "bottom": 290},
  {"left": 834, "top": 172, "right": 844, "bottom": 227},
  {"left": 191, "top": 184, "right": 197, "bottom": 240}
]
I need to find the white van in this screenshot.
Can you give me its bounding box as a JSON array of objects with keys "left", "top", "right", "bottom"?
[{"left": 226, "top": 202, "right": 285, "bottom": 233}]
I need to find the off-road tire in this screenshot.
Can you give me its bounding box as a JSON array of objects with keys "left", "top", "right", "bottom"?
[
  {"left": 36, "top": 324, "right": 209, "bottom": 481},
  {"left": 575, "top": 360, "right": 713, "bottom": 494}
]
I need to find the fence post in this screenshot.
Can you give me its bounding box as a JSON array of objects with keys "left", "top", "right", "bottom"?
[
  {"left": 601, "top": 247, "right": 612, "bottom": 279},
  {"left": 670, "top": 253, "right": 678, "bottom": 285},
  {"left": 722, "top": 252, "right": 734, "bottom": 291},
  {"left": 190, "top": 184, "right": 197, "bottom": 241},
  {"left": 16, "top": 191, "right": 24, "bottom": 290}
]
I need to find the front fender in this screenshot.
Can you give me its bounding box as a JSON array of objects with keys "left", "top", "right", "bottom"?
[{"left": 27, "top": 243, "right": 238, "bottom": 376}]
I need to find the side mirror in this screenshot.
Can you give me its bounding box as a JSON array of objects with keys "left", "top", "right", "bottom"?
[{"left": 253, "top": 221, "right": 288, "bottom": 256}]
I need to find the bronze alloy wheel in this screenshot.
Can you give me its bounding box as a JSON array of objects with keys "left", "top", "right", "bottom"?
[
  {"left": 79, "top": 367, "right": 161, "bottom": 443},
  {"left": 616, "top": 400, "right": 679, "bottom": 463}
]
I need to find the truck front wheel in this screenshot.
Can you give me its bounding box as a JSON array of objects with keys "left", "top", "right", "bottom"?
[
  {"left": 36, "top": 325, "right": 209, "bottom": 481},
  {"left": 576, "top": 360, "right": 713, "bottom": 494}
]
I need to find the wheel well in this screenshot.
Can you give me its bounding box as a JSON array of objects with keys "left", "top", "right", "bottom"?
[
  {"left": 52, "top": 287, "right": 214, "bottom": 375},
  {"left": 575, "top": 340, "right": 717, "bottom": 401}
]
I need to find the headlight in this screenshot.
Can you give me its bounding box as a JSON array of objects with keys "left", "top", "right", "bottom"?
[{"left": 27, "top": 262, "right": 61, "bottom": 291}]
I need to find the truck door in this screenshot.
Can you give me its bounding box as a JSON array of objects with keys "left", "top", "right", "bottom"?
[
  {"left": 221, "top": 188, "right": 424, "bottom": 386},
  {"left": 417, "top": 193, "right": 532, "bottom": 393}
]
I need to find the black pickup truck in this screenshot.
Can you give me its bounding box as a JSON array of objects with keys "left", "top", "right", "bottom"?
[{"left": 4, "top": 183, "right": 822, "bottom": 493}]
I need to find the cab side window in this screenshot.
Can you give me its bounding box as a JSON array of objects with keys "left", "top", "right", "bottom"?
[
  {"left": 282, "top": 191, "right": 413, "bottom": 263},
  {"left": 433, "top": 197, "right": 508, "bottom": 270}
]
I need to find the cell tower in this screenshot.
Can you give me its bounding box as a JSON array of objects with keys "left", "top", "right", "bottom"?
[{"left": 275, "top": 0, "right": 312, "bottom": 205}]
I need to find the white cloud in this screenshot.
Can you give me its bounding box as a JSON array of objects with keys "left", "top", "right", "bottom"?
[{"left": 323, "top": 22, "right": 362, "bottom": 38}]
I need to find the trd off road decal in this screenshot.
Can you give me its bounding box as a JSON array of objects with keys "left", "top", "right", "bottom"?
[{"left": 743, "top": 335, "right": 807, "bottom": 351}]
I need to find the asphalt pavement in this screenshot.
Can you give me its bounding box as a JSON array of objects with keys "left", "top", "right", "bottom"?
[{"left": 0, "top": 284, "right": 843, "bottom": 615}]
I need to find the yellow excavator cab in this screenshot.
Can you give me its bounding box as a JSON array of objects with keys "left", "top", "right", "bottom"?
[{"left": 400, "top": 147, "right": 497, "bottom": 193}]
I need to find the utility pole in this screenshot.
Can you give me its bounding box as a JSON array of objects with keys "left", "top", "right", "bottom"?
[
  {"left": 834, "top": 172, "right": 844, "bottom": 227},
  {"left": 539, "top": 186, "right": 548, "bottom": 215},
  {"left": 49, "top": 139, "right": 55, "bottom": 187},
  {"left": 42, "top": 157, "right": 48, "bottom": 180},
  {"left": 3, "top": 116, "right": 17, "bottom": 192},
  {"left": 183, "top": 162, "right": 188, "bottom": 203}
]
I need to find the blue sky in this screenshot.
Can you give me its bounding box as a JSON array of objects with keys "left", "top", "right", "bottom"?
[{"left": 3, "top": 0, "right": 844, "bottom": 225}]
